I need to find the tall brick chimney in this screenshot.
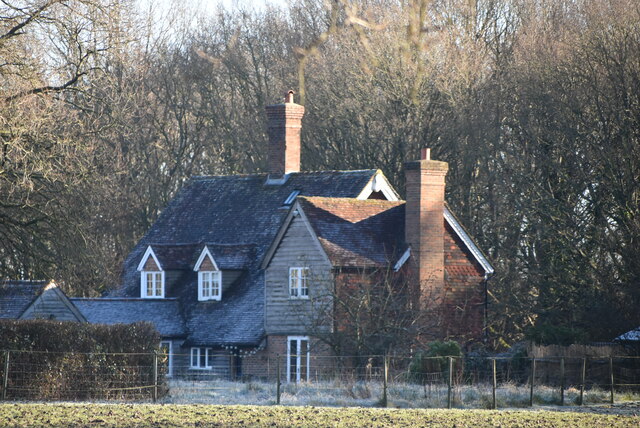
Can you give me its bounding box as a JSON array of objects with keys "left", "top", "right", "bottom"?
[
  {"left": 405, "top": 148, "right": 449, "bottom": 307},
  {"left": 265, "top": 90, "right": 305, "bottom": 176}
]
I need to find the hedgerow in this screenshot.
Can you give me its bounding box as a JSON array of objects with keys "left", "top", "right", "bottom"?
[{"left": 0, "top": 319, "right": 165, "bottom": 400}]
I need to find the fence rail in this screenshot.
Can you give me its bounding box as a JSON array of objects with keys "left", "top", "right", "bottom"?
[{"left": 1, "top": 350, "right": 639, "bottom": 408}]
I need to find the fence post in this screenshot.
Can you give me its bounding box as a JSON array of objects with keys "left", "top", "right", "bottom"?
[
  {"left": 447, "top": 356, "right": 453, "bottom": 409},
  {"left": 560, "top": 358, "right": 565, "bottom": 406},
  {"left": 609, "top": 357, "right": 614, "bottom": 404},
  {"left": 152, "top": 351, "right": 158, "bottom": 403},
  {"left": 491, "top": 358, "right": 497, "bottom": 410},
  {"left": 529, "top": 357, "right": 535, "bottom": 407},
  {"left": 579, "top": 357, "right": 586, "bottom": 406},
  {"left": 2, "top": 351, "right": 9, "bottom": 400},
  {"left": 276, "top": 354, "right": 281, "bottom": 405},
  {"left": 381, "top": 354, "right": 388, "bottom": 408}
]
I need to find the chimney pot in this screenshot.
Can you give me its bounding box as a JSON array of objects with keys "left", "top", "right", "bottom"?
[
  {"left": 285, "top": 90, "right": 295, "bottom": 103},
  {"left": 421, "top": 148, "right": 431, "bottom": 160}
]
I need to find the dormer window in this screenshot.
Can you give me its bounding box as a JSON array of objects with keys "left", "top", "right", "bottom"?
[
  {"left": 194, "top": 246, "right": 222, "bottom": 302},
  {"left": 143, "top": 271, "right": 164, "bottom": 298},
  {"left": 137, "top": 246, "right": 165, "bottom": 299},
  {"left": 198, "top": 271, "right": 221, "bottom": 301}
]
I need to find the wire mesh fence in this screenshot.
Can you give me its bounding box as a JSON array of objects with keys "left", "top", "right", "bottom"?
[
  {"left": 1, "top": 349, "right": 639, "bottom": 408},
  {"left": 0, "top": 350, "right": 167, "bottom": 401}
]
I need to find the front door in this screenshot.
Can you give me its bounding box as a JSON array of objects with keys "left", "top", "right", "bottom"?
[{"left": 287, "top": 336, "right": 309, "bottom": 383}]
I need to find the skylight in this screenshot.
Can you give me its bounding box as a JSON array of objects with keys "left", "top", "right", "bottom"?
[{"left": 283, "top": 190, "right": 301, "bottom": 206}]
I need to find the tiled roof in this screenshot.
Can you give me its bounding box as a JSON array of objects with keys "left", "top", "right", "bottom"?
[
  {"left": 0, "top": 280, "right": 49, "bottom": 319},
  {"left": 112, "top": 170, "right": 378, "bottom": 346},
  {"left": 616, "top": 327, "right": 640, "bottom": 341},
  {"left": 70, "top": 298, "right": 186, "bottom": 338},
  {"left": 151, "top": 244, "right": 200, "bottom": 270},
  {"left": 149, "top": 243, "right": 256, "bottom": 271},
  {"left": 298, "top": 197, "right": 406, "bottom": 267},
  {"left": 200, "top": 243, "right": 256, "bottom": 270},
  {"left": 181, "top": 269, "right": 265, "bottom": 347}
]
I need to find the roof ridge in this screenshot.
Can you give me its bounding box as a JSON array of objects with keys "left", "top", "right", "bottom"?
[
  {"left": 0, "top": 280, "right": 49, "bottom": 285},
  {"left": 147, "top": 242, "right": 201, "bottom": 247},
  {"left": 70, "top": 297, "right": 179, "bottom": 301},
  {"left": 205, "top": 242, "right": 257, "bottom": 247},
  {"left": 299, "top": 196, "right": 404, "bottom": 205},
  {"left": 148, "top": 242, "right": 256, "bottom": 247},
  {"left": 191, "top": 169, "right": 377, "bottom": 180}
]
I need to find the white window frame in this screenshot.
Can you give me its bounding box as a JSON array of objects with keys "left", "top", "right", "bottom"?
[
  {"left": 160, "top": 341, "right": 173, "bottom": 377},
  {"left": 190, "top": 347, "right": 212, "bottom": 370},
  {"left": 287, "top": 336, "right": 310, "bottom": 383},
  {"left": 198, "top": 271, "right": 222, "bottom": 301},
  {"left": 141, "top": 271, "right": 165, "bottom": 298},
  {"left": 289, "top": 267, "right": 309, "bottom": 299}
]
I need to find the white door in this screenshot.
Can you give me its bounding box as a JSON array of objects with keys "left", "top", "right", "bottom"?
[{"left": 287, "top": 336, "right": 309, "bottom": 383}]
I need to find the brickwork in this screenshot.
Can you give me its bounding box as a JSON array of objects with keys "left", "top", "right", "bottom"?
[
  {"left": 404, "top": 158, "right": 449, "bottom": 308},
  {"left": 443, "top": 222, "right": 485, "bottom": 342},
  {"left": 143, "top": 256, "right": 160, "bottom": 271},
  {"left": 199, "top": 257, "right": 215, "bottom": 271},
  {"left": 241, "top": 335, "right": 334, "bottom": 381},
  {"left": 265, "top": 92, "right": 305, "bottom": 175},
  {"left": 404, "top": 151, "right": 485, "bottom": 344}
]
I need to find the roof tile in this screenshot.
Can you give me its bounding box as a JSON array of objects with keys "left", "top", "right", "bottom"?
[
  {"left": 299, "top": 197, "right": 406, "bottom": 267},
  {"left": 0, "top": 280, "right": 50, "bottom": 319}
]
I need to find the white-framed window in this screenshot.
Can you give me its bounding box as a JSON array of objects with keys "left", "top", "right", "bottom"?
[
  {"left": 198, "top": 271, "right": 222, "bottom": 301},
  {"left": 160, "top": 341, "right": 172, "bottom": 377},
  {"left": 287, "top": 336, "right": 310, "bottom": 383},
  {"left": 141, "top": 271, "right": 164, "bottom": 298},
  {"left": 190, "top": 347, "right": 212, "bottom": 369},
  {"left": 289, "top": 267, "right": 309, "bottom": 299}
]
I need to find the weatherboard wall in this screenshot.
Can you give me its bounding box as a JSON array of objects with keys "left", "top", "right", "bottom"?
[
  {"left": 264, "top": 215, "right": 333, "bottom": 335},
  {"left": 20, "top": 288, "right": 82, "bottom": 322}
]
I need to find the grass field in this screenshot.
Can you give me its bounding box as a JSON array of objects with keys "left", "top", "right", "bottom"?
[
  {"left": 165, "top": 379, "right": 640, "bottom": 408},
  {"left": 0, "top": 403, "right": 638, "bottom": 427}
]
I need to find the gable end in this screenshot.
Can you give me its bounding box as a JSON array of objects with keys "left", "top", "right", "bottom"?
[
  {"left": 444, "top": 207, "right": 494, "bottom": 275},
  {"left": 194, "top": 246, "right": 220, "bottom": 271},
  {"left": 137, "top": 246, "right": 162, "bottom": 271},
  {"left": 261, "top": 201, "right": 332, "bottom": 270}
]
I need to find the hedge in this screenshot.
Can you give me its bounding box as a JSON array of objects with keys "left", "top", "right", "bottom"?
[{"left": 0, "top": 319, "right": 166, "bottom": 401}]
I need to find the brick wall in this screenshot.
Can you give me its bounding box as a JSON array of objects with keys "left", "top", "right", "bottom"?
[
  {"left": 443, "top": 222, "right": 485, "bottom": 343},
  {"left": 143, "top": 256, "right": 160, "bottom": 271},
  {"left": 242, "top": 335, "right": 334, "bottom": 381}
]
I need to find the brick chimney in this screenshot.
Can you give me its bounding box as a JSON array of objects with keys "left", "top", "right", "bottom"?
[
  {"left": 265, "top": 90, "right": 305, "bottom": 176},
  {"left": 404, "top": 148, "right": 449, "bottom": 307}
]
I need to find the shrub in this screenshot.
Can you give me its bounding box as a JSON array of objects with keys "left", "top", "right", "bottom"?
[
  {"left": 0, "top": 319, "right": 165, "bottom": 400},
  {"left": 525, "top": 322, "right": 588, "bottom": 345}
]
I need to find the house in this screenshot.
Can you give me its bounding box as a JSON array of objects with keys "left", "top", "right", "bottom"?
[
  {"left": 615, "top": 327, "right": 640, "bottom": 342},
  {"left": 0, "top": 280, "right": 85, "bottom": 322},
  {"left": 72, "top": 91, "right": 494, "bottom": 380}
]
